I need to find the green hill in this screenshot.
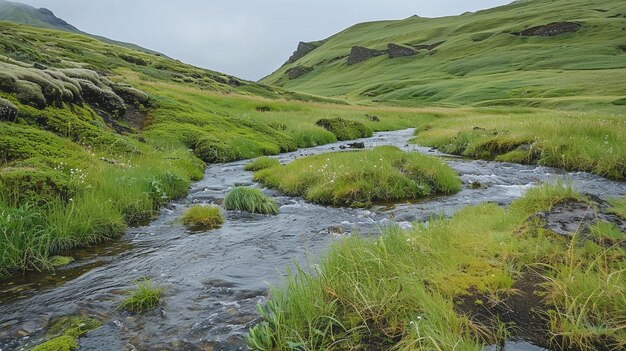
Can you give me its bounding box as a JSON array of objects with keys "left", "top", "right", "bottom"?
[
  {"left": 262, "top": 0, "right": 626, "bottom": 110},
  {"left": 0, "top": 0, "right": 163, "bottom": 55}
]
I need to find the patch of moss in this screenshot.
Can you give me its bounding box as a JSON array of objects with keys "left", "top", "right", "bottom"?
[
  {"left": 49, "top": 256, "right": 75, "bottom": 267},
  {"left": 315, "top": 117, "right": 372, "bottom": 141},
  {"left": 32, "top": 335, "right": 77, "bottom": 351},
  {"left": 48, "top": 316, "right": 102, "bottom": 338}
]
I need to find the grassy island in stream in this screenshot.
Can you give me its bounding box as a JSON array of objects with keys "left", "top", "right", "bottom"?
[
  {"left": 252, "top": 146, "right": 461, "bottom": 207},
  {"left": 245, "top": 184, "right": 626, "bottom": 351}
]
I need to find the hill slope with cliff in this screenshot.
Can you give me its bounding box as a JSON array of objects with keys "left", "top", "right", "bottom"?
[{"left": 262, "top": 0, "right": 626, "bottom": 110}]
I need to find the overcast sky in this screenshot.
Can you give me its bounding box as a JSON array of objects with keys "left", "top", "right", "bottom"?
[{"left": 18, "top": 0, "right": 511, "bottom": 80}]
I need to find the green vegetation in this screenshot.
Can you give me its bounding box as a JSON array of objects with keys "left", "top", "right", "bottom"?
[
  {"left": 412, "top": 110, "right": 626, "bottom": 180},
  {"left": 246, "top": 183, "right": 626, "bottom": 350},
  {"left": 33, "top": 335, "right": 77, "bottom": 351},
  {"left": 0, "top": 21, "right": 438, "bottom": 276},
  {"left": 32, "top": 315, "right": 102, "bottom": 351},
  {"left": 49, "top": 255, "right": 74, "bottom": 267},
  {"left": 180, "top": 205, "right": 224, "bottom": 230},
  {"left": 224, "top": 187, "right": 279, "bottom": 215},
  {"left": 315, "top": 117, "right": 372, "bottom": 141},
  {"left": 253, "top": 146, "right": 461, "bottom": 207},
  {"left": 118, "top": 279, "right": 163, "bottom": 313},
  {"left": 244, "top": 157, "right": 281, "bottom": 172},
  {"left": 264, "top": 0, "right": 626, "bottom": 112}
]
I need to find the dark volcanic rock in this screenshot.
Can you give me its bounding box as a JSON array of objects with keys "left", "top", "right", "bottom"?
[
  {"left": 535, "top": 199, "right": 626, "bottom": 240},
  {"left": 388, "top": 43, "right": 417, "bottom": 58},
  {"left": 347, "top": 46, "right": 386, "bottom": 65},
  {"left": 0, "top": 98, "right": 18, "bottom": 121},
  {"left": 286, "top": 41, "right": 321, "bottom": 64},
  {"left": 515, "top": 22, "right": 581, "bottom": 37},
  {"left": 285, "top": 66, "right": 314, "bottom": 79}
]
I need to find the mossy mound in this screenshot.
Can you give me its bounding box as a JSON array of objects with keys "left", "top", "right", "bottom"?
[
  {"left": 315, "top": 118, "right": 372, "bottom": 141},
  {"left": 33, "top": 335, "right": 77, "bottom": 351},
  {"left": 49, "top": 255, "right": 75, "bottom": 267},
  {"left": 0, "top": 97, "right": 18, "bottom": 121},
  {"left": 254, "top": 146, "right": 461, "bottom": 207},
  {"left": 32, "top": 315, "right": 102, "bottom": 351}
]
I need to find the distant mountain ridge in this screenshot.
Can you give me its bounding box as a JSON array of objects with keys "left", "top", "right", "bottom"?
[{"left": 0, "top": 0, "right": 162, "bottom": 55}]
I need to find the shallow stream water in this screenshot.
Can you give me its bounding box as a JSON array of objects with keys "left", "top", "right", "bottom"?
[{"left": 1, "top": 129, "right": 623, "bottom": 351}]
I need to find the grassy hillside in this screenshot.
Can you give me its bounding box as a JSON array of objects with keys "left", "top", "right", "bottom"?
[
  {"left": 0, "top": 0, "right": 162, "bottom": 55},
  {"left": 263, "top": 0, "right": 626, "bottom": 110},
  {"left": 0, "top": 21, "right": 439, "bottom": 276}
]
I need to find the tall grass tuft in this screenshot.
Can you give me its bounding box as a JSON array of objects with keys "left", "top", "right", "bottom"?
[
  {"left": 118, "top": 279, "right": 163, "bottom": 313},
  {"left": 223, "top": 187, "right": 279, "bottom": 215}
]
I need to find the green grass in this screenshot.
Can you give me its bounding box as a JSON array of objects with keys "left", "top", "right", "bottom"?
[
  {"left": 223, "top": 187, "right": 279, "bottom": 215},
  {"left": 244, "top": 157, "right": 281, "bottom": 172},
  {"left": 180, "top": 205, "right": 224, "bottom": 230},
  {"left": 246, "top": 183, "right": 626, "bottom": 350},
  {"left": 253, "top": 146, "right": 461, "bottom": 207},
  {"left": 609, "top": 197, "right": 626, "bottom": 219},
  {"left": 263, "top": 0, "right": 626, "bottom": 112},
  {"left": 412, "top": 110, "right": 626, "bottom": 180},
  {"left": 118, "top": 279, "right": 163, "bottom": 313}
]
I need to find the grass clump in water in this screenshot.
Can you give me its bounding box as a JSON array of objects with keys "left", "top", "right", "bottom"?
[
  {"left": 244, "top": 157, "right": 281, "bottom": 172},
  {"left": 254, "top": 146, "right": 461, "bottom": 207},
  {"left": 180, "top": 205, "right": 224, "bottom": 230},
  {"left": 223, "top": 187, "right": 279, "bottom": 215},
  {"left": 118, "top": 279, "right": 163, "bottom": 313}
]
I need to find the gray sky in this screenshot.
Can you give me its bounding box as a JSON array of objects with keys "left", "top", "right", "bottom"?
[{"left": 19, "top": 0, "right": 511, "bottom": 81}]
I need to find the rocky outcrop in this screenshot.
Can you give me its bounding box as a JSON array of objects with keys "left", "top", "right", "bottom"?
[
  {"left": 286, "top": 41, "right": 321, "bottom": 64},
  {"left": 285, "top": 66, "right": 314, "bottom": 79},
  {"left": 388, "top": 43, "right": 417, "bottom": 58},
  {"left": 347, "top": 46, "right": 386, "bottom": 65},
  {"left": 0, "top": 98, "right": 18, "bottom": 121},
  {"left": 0, "top": 61, "right": 151, "bottom": 125},
  {"left": 515, "top": 22, "right": 581, "bottom": 37}
]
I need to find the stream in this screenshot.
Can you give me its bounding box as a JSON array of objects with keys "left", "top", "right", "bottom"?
[{"left": 1, "top": 129, "right": 624, "bottom": 351}]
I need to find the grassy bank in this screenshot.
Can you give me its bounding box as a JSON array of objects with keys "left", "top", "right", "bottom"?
[
  {"left": 252, "top": 146, "right": 461, "bottom": 207},
  {"left": 246, "top": 184, "right": 626, "bottom": 350},
  {"left": 412, "top": 109, "right": 625, "bottom": 180}
]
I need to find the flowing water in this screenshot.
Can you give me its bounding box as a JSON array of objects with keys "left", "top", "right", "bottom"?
[{"left": 1, "top": 129, "right": 623, "bottom": 351}]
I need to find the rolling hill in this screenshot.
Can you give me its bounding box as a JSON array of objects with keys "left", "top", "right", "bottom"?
[
  {"left": 0, "top": 0, "right": 163, "bottom": 55},
  {"left": 262, "top": 0, "right": 626, "bottom": 110}
]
